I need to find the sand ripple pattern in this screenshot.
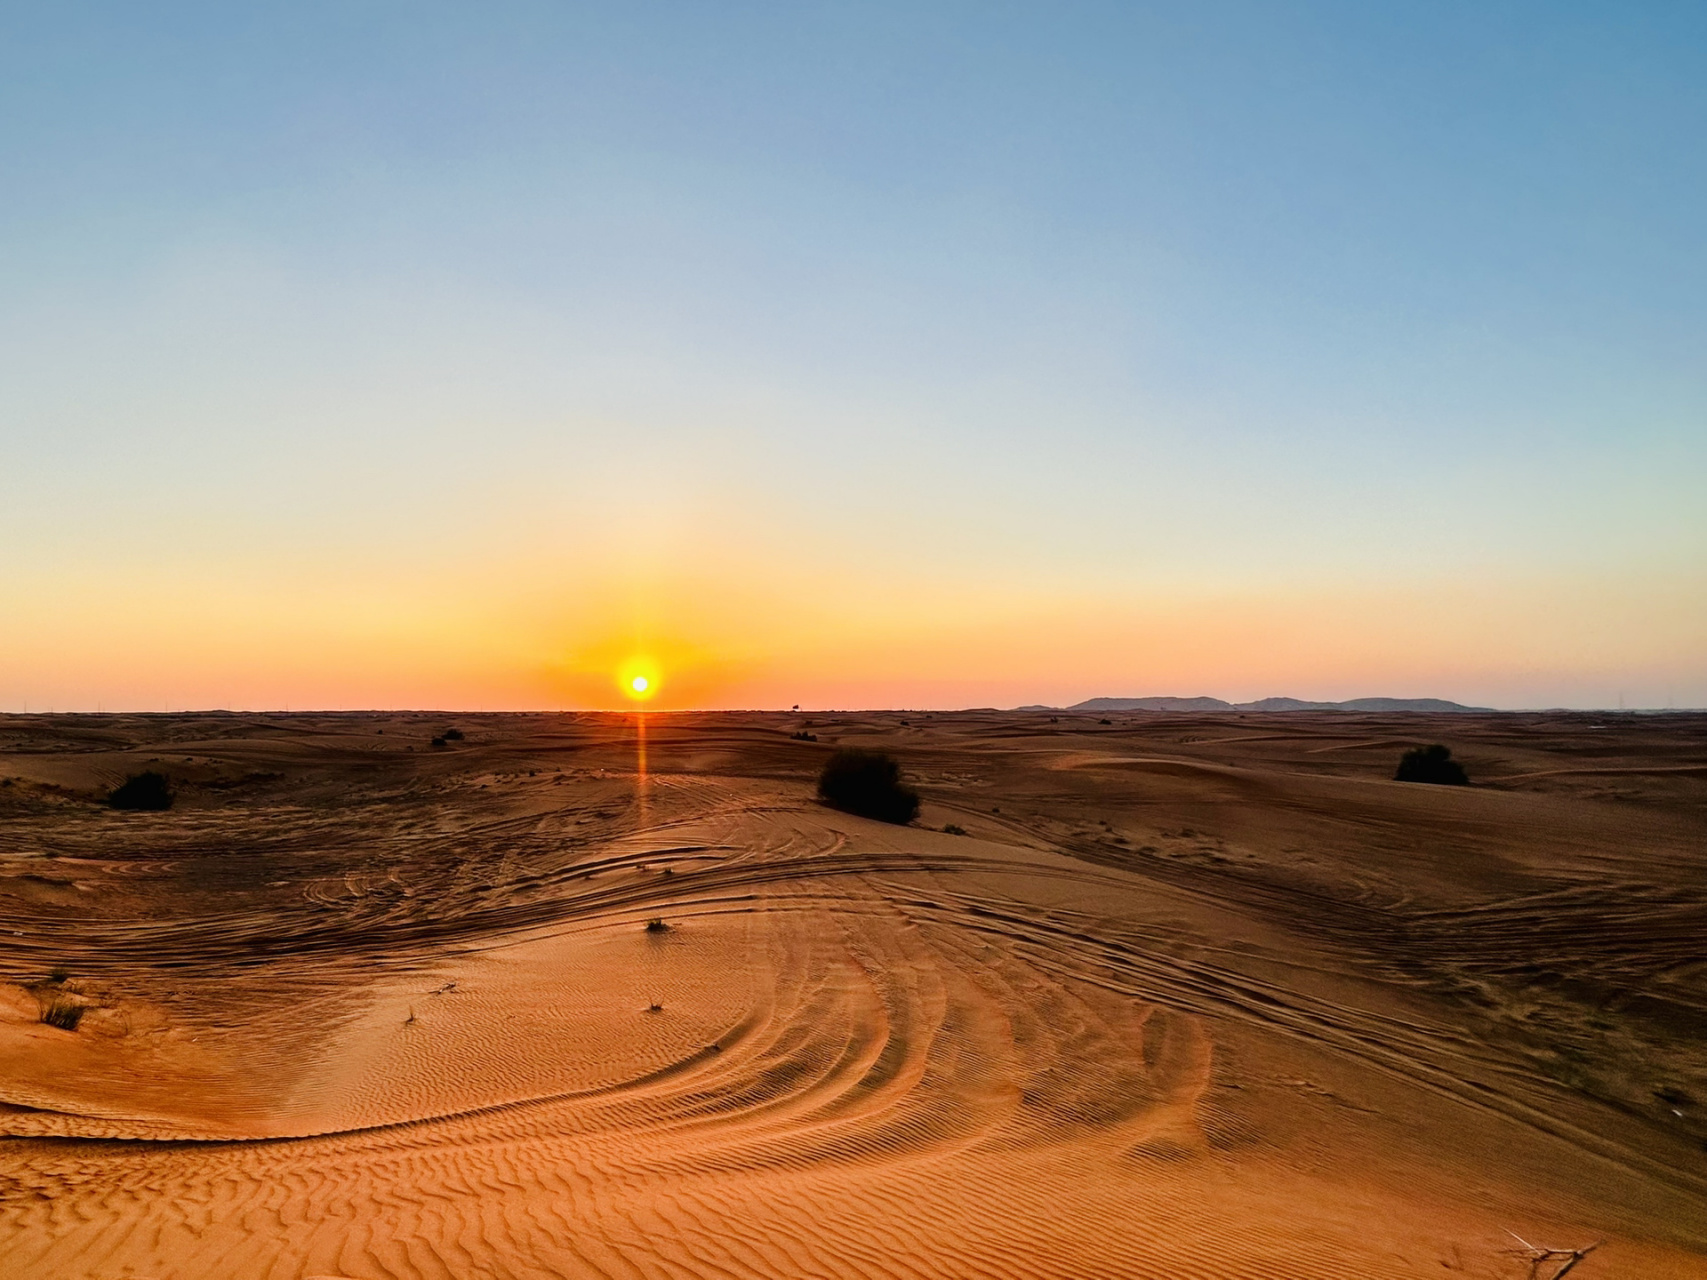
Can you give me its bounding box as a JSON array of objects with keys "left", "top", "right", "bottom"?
[{"left": 2, "top": 711, "right": 1704, "bottom": 1278}]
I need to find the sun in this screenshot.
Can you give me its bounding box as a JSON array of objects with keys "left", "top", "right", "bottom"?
[{"left": 618, "top": 658, "right": 660, "bottom": 702}]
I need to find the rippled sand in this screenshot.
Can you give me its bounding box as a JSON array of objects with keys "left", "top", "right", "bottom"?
[{"left": 1, "top": 710, "right": 1703, "bottom": 1278}]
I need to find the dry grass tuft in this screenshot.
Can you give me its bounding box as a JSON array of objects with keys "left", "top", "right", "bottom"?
[{"left": 38, "top": 996, "right": 86, "bottom": 1031}]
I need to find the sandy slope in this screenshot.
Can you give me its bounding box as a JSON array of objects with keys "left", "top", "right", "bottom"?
[{"left": 0, "top": 709, "right": 1702, "bottom": 1278}]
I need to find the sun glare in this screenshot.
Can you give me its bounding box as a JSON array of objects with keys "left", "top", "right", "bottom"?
[{"left": 618, "top": 659, "right": 660, "bottom": 702}]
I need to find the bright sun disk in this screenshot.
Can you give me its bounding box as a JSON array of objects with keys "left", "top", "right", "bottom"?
[{"left": 618, "top": 659, "right": 660, "bottom": 701}]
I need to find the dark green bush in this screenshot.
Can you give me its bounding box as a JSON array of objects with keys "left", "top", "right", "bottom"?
[
  {"left": 817, "top": 749, "right": 920, "bottom": 825},
  {"left": 108, "top": 771, "right": 173, "bottom": 811},
  {"left": 1395, "top": 744, "right": 1469, "bottom": 786}
]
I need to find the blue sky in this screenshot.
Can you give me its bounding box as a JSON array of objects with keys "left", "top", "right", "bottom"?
[{"left": 2, "top": 3, "right": 1703, "bottom": 709}]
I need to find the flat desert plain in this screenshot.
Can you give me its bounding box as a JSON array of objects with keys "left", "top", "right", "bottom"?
[{"left": 1, "top": 709, "right": 1704, "bottom": 1279}]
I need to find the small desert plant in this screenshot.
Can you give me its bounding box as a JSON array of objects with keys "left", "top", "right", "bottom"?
[
  {"left": 48, "top": 966, "right": 69, "bottom": 984},
  {"left": 430, "top": 736, "right": 448, "bottom": 749},
  {"left": 817, "top": 749, "right": 920, "bottom": 825},
  {"left": 38, "top": 996, "right": 85, "bottom": 1031},
  {"left": 645, "top": 918, "right": 670, "bottom": 933},
  {"left": 942, "top": 823, "right": 967, "bottom": 836},
  {"left": 108, "top": 770, "right": 173, "bottom": 811},
  {"left": 1395, "top": 744, "right": 1469, "bottom": 786},
  {"left": 790, "top": 730, "right": 817, "bottom": 741},
  {"left": 442, "top": 728, "right": 464, "bottom": 741}
]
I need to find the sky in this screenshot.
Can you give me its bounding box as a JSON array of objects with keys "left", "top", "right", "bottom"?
[{"left": 2, "top": 2, "right": 1703, "bottom": 711}]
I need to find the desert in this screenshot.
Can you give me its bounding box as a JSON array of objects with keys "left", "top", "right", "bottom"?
[{"left": 1, "top": 708, "right": 1703, "bottom": 1279}]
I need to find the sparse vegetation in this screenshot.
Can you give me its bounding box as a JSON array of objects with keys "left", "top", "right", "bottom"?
[
  {"left": 38, "top": 995, "right": 85, "bottom": 1031},
  {"left": 645, "top": 918, "right": 671, "bottom": 933},
  {"left": 442, "top": 728, "right": 464, "bottom": 741},
  {"left": 430, "top": 736, "right": 448, "bottom": 749},
  {"left": 817, "top": 749, "right": 920, "bottom": 825},
  {"left": 48, "top": 967, "right": 69, "bottom": 984},
  {"left": 1395, "top": 744, "right": 1469, "bottom": 786},
  {"left": 108, "top": 770, "right": 173, "bottom": 811},
  {"left": 790, "top": 730, "right": 817, "bottom": 741},
  {"left": 942, "top": 823, "right": 967, "bottom": 836}
]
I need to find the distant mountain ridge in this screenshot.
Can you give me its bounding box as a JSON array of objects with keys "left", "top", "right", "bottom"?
[{"left": 1039, "top": 695, "right": 1495, "bottom": 713}]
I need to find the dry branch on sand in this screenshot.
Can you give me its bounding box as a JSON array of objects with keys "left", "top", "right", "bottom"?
[{"left": 1504, "top": 1231, "right": 1601, "bottom": 1279}]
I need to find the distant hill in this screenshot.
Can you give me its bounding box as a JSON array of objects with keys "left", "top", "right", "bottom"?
[
  {"left": 1072, "top": 696, "right": 1233, "bottom": 712},
  {"left": 1048, "top": 695, "right": 1495, "bottom": 713},
  {"left": 1330, "top": 697, "right": 1495, "bottom": 713}
]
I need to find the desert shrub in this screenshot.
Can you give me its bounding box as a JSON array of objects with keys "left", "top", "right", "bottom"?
[
  {"left": 1395, "top": 744, "right": 1469, "bottom": 786},
  {"left": 430, "top": 736, "right": 448, "bottom": 749},
  {"left": 39, "top": 996, "right": 85, "bottom": 1031},
  {"left": 108, "top": 770, "right": 173, "bottom": 811},
  {"left": 790, "top": 730, "right": 817, "bottom": 741},
  {"left": 442, "top": 728, "right": 464, "bottom": 741},
  {"left": 817, "top": 749, "right": 920, "bottom": 825},
  {"left": 942, "top": 823, "right": 967, "bottom": 836},
  {"left": 645, "top": 918, "right": 670, "bottom": 933}
]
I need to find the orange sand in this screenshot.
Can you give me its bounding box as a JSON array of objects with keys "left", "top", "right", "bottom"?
[{"left": 1, "top": 709, "right": 1703, "bottom": 1278}]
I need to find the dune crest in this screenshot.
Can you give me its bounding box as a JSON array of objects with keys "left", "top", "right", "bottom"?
[{"left": 1, "top": 710, "right": 1703, "bottom": 1278}]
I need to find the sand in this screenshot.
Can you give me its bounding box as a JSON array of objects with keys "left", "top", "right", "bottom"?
[{"left": 0, "top": 708, "right": 1703, "bottom": 1279}]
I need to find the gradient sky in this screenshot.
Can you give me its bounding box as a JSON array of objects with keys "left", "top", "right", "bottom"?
[{"left": 3, "top": 2, "right": 1703, "bottom": 711}]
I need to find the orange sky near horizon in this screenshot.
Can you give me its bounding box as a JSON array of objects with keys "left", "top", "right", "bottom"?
[{"left": 5, "top": 541, "right": 1702, "bottom": 712}]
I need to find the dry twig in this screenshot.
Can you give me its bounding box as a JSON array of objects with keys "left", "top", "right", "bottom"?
[{"left": 1504, "top": 1231, "right": 1601, "bottom": 1279}]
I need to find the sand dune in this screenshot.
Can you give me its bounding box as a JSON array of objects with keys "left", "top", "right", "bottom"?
[{"left": 1, "top": 709, "right": 1703, "bottom": 1277}]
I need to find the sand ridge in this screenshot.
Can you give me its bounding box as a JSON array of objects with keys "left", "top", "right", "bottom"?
[{"left": 0, "top": 709, "right": 1703, "bottom": 1277}]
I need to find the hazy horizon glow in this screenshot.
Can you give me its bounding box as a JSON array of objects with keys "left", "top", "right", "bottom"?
[{"left": 3, "top": 4, "right": 1703, "bottom": 711}]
